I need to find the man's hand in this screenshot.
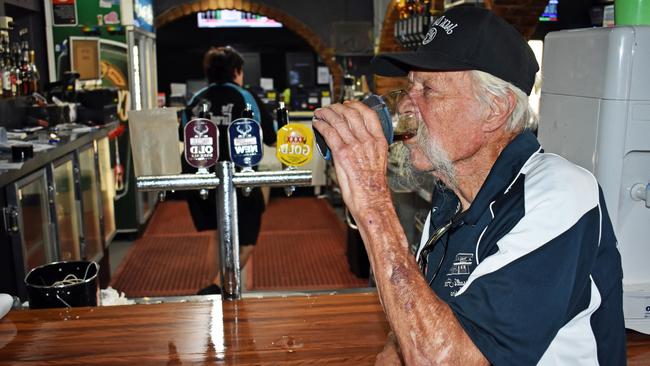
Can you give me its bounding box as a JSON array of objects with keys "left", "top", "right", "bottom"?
[
  {"left": 313, "top": 102, "right": 392, "bottom": 217},
  {"left": 375, "top": 331, "right": 403, "bottom": 366}
]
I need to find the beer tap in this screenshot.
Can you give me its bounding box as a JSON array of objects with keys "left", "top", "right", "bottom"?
[
  {"left": 276, "top": 102, "right": 295, "bottom": 196},
  {"left": 136, "top": 104, "right": 313, "bottom": 300},
  {"left": 184, "top": 100, "right": 219, "bottom": 201},
  {"left": 228, "top": 103, "right": 264, "bottom": 196},
  {"left": 276, "top": 101, "right": 314, "bottom": 196}
]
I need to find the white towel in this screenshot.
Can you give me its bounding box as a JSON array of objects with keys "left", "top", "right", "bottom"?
[{"left": 0, "top": 293, "right": 13, "bottom": 319}]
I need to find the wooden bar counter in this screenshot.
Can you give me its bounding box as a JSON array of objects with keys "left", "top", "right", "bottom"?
[
  {"left": 0, "top": 292, "right": 389, "bottom": 365},
  {"left": 1, "top": 291, "right": 650, "bottom": 365}
]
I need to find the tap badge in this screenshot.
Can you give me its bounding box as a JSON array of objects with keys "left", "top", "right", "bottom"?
[
  {"left": 228, "top": 118, "right": 263, "bottom": 168},
  {"left": 184, "top": 118, "right": 218, "bottom": 169},
  {"left": 276, "top": 123, "right": 314, "bottom": 167}
]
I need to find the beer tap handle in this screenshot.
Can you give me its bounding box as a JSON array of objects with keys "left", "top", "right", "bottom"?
[
  {"left": 183, "top": 113, "right": 220, "bottom": 200},
  {"left": 275, "top": 107, "right": 314, "bottom": 197}
]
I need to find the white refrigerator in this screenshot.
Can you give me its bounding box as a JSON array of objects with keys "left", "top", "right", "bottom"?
[{"left": 538, "top": 26, "right": 650, "bottom": 334}]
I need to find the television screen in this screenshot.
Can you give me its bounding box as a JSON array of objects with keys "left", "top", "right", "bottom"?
[
  {"left": 286, "top": 53, "right": 315, "bottom": 87},
  {"left": 197, "top": 10, "right": 282, "bottom": 28},
  {"left": 539, "top": 0, "right": 559, "bottom": 22}
]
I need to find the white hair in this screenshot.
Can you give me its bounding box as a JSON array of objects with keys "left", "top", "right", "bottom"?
[
  {"left": 391, "top": 121, "right": 458, "bottom": 194},
  {"left": 470, "top": 70, "right": 538, "bottom": 132}
]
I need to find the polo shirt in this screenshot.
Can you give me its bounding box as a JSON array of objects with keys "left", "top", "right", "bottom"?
[{"left": 417, "top": 131, "right": 626, "bottom": 365}]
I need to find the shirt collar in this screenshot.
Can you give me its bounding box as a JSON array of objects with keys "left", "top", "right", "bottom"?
[
  {"left": 463, "top": 130, "right": 540, "bottom": 225},
  {"left": 429, "top": 186, "right": 461, "bottom": 229}
]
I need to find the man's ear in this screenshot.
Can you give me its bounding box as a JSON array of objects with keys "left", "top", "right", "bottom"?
[{"left": 483, "top": 90, "right": 515, "bottom": 132}]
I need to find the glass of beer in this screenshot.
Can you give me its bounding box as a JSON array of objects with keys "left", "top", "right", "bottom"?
[
  {"left": 379, "top": 89, "right": 420, "bottom": 142},
  {"left": 314, "top": 90, "right": 421, "bottom": 160}
]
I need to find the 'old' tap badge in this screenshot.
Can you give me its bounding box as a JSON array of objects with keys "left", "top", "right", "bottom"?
[
  {"left": 228, "top": 118, "right": 263, "bottom": 168},
  {"left": 184, "top": 118, "right": 218, "bottom": 169},
  {"left": 276, "top": 123, "right": 313, "bottom": 167}
]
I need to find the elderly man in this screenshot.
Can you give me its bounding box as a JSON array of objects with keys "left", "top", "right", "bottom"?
[{"left": 313, "top": 6, "right": 626, "bottom": 366}]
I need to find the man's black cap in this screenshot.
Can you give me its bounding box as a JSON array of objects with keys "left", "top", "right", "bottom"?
[{"left": 371, "top": 6, "right": 539, "bottom": 95}]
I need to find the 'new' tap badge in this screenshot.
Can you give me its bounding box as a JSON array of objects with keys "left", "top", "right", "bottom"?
[
  {"left": 228, "top": 118, "right": 264, "bottom": 168},
  {"left": 276, "top": 123, "right": 314, "bottom": 167},
  {"left": 184, "top": 118, "right": 219, "bottom": 169}
]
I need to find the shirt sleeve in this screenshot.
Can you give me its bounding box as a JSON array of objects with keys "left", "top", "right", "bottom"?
[{"left": 446, "top": 167, "right": 604, "bottom": 365}]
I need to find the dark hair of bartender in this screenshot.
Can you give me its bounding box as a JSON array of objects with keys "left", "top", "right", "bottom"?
[{"left": 203, "top": 46, "right": 244, "bottom": 84}]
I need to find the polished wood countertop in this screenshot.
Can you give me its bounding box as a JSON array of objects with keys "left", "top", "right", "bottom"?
[
  {"left": 0, "top": 292, "right": 390, "bottom": 365},
  {"left": 1, "top": 291, "right": 650, "bottom": 365}
]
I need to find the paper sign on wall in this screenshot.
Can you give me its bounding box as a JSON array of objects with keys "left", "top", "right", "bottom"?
[{"left": 52, "top": 0, "right": 78, "bottom": 26}]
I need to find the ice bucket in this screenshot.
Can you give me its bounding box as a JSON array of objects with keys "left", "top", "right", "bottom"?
[{"left": 24, "top": 261, "right": 99, "bottom": 309}]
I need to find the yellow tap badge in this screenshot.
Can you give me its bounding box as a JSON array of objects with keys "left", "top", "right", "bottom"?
[{"left": 276, "top": 123, "right": 314, "bottom": 167}]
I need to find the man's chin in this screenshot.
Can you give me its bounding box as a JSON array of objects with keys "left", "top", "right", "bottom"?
[{"left": 408, "top": 147, "right": 434, "bottom": 173}]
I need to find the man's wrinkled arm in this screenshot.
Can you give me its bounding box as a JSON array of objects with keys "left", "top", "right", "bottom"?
[{"left": 357, "top": 202, "right": 489, "bottom": 366}]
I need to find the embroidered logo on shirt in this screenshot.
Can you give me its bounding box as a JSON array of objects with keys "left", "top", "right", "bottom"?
[
  {"left": 447, "top": 253, "right": 473, "bottom": 276},
  {"left": 444, "top": 253, "right": 474, "bottom": 297}
]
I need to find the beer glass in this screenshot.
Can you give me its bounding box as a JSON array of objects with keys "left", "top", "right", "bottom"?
[{"left": 314, "top": 90, "right": 420, "bottom": 160}]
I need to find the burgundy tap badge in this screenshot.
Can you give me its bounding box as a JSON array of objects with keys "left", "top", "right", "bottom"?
[{"left": 184, "top": 118, "right": 219, "bottom": 169}]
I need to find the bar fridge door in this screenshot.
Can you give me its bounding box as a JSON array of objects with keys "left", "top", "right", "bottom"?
[
  {"left": 97, "top": 137, "right": 116, "bottom": 244},
  {"left": 52, "top": 154, "right": 82, "bottom": 261},
  {"left": 6, "top": 169, "right": 56, "bottom": 299},
  {"left": 77, "top": 144, "right": 103, "bottom": 261}
]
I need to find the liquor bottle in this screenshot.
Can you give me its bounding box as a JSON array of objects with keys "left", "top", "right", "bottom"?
[
  {"left": 396, "top": 0, "right": 406, "bottom": 48},
  {"left": 0, "top": 34, "right": 11, "bottom": 98},
  {"left": 1, "top": 36, "right": 11, "bottom": 98},
  {"left": 19, "top": 41, "right": 31, "bottom": 96},
  {"left": 406, "top": 0, "right": 415, "bottom": 48},
  {"left": 10, "top": 43, "right": 21, "bottom": 97},
  {"left": 0, "top": 43, "right": 5, "bottom": 98},
  {"left": 1, "top": 60, "right": 8, "bottom": 98},
  {"left": 422, "top": 0, "right": 431, "bottom": 30},
  {"left": 28, "top": 49, "right": 39, "bottom": 94}
]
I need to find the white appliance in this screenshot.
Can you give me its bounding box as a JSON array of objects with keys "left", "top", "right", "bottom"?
[{"left": 538, "top": 26, "right": 650, "bottom": 334}]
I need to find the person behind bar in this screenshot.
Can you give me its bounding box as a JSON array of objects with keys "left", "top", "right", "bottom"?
[
  {"left": 313, "top": 6, "right": 626, "bottom": 366},
  {"left": 182, "top": 46, "right": 276, "bottom": 294}
]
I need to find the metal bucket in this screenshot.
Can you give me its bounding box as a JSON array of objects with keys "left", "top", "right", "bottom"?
[{"left": 24, "top": 261, "right": 99, "bottom": 309}]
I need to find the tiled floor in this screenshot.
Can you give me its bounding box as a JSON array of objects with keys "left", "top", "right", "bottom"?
[{"left": 106, "top": 196, "right": 365, "bottom": 296}]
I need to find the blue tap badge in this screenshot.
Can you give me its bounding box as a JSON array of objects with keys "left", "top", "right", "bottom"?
[{"left": 228, "top": 118, "right": 264, "bottom": 168}]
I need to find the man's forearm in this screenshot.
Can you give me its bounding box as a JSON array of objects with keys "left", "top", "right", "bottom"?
[{"left": 356, "top": 204, "right": 488, "bottom": 365}]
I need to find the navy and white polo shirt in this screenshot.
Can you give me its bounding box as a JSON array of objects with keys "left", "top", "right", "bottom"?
[{"left": 417, "top": 131, "right": 626, "bottom": 365}]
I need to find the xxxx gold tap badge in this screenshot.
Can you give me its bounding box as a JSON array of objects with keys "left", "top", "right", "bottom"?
[{"left": 276, "top": 123, "right": 314, "bottom": 167}]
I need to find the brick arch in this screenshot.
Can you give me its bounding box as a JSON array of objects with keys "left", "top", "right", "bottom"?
[
  {"left": 375, "top": 0, "right": 548, "bottom": 94},
  {"left": 156, "top": 0, "right": 344, "bottom": 98}
]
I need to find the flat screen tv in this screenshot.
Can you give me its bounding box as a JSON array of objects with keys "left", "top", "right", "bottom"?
[
  {"left": 539, "top": 0, "right": 559, "bottom": 22},
  {"left": 197, "top": 10, "right": 282, "bottom": 28}
]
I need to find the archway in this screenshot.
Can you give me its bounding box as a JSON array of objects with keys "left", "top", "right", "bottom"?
[{"left": 156, "top": 0, "right": 344, "bottom": 97}]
